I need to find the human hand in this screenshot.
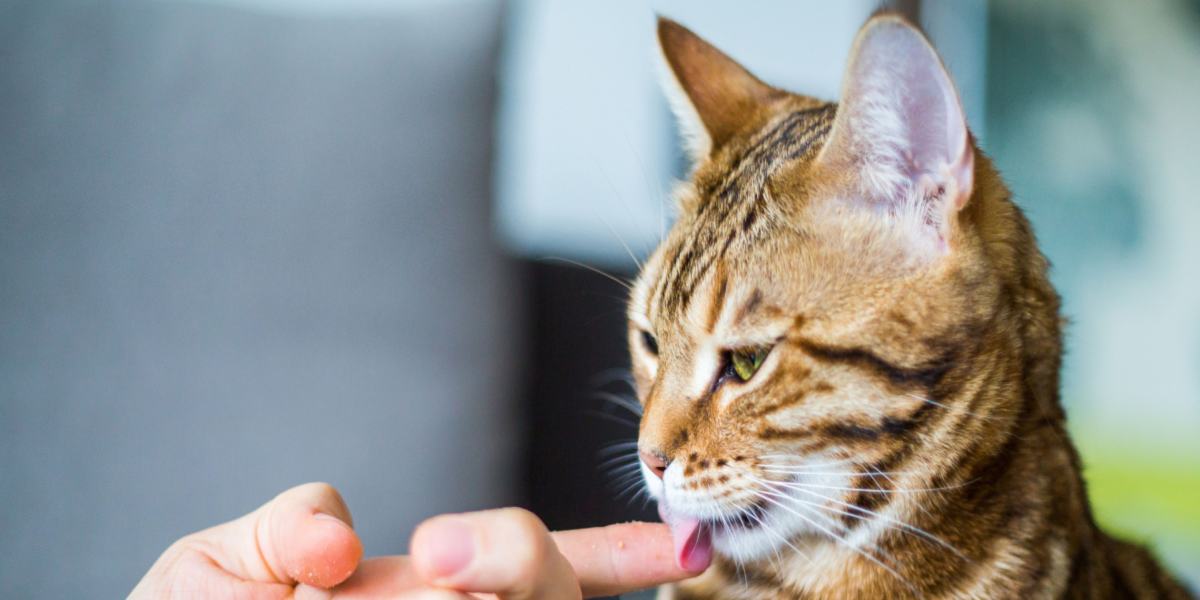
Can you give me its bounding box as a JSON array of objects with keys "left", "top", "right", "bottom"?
[{"left": 131, "top": 482, "right": 704, "bottom": 599}]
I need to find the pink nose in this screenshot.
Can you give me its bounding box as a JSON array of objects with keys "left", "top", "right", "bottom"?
[{"left": 640, "top": 450, "right": 669, "bottom": 480}]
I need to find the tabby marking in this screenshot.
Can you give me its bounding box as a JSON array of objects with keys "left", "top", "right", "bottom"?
[{"left": 627, "top": 14, "right": 1193, "bottom": 600}]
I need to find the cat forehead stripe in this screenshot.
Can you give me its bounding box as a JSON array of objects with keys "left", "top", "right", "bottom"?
[{"left": 655, "top": 106, "right": 834, "bottom": 318}]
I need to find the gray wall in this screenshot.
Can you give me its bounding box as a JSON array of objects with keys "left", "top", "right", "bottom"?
[{"left": 0, "top": 2, "right": 519, "bottom": 597}]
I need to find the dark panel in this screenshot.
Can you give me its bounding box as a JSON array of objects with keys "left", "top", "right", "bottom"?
[{"left": 518, "top": 261, "right": 657, "bottom": 531}]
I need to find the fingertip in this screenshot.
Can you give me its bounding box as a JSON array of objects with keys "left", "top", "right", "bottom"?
[
  {"left": 553, "top": 522, "right": 700, "bottom": 597},
  {"left": 285, "top": 510, "right": 364, "bottom": 588},
  {"left": 410, "top": 515, "right": 476, "bottom": 584}
]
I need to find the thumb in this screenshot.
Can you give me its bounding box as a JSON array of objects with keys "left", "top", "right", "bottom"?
[
  {"left": 196, "top": 482, "right": 364, "bottom": 588},
  {"left": 410, "top": 508, "right": 581, "bottom": 600}
]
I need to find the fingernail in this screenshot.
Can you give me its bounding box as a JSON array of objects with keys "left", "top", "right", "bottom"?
[
  {"left": 313, "top": 512, "right": 352, "bottom": 529},
  {"left": 421, "top": 517, "right": 475, "bottom": 578}
]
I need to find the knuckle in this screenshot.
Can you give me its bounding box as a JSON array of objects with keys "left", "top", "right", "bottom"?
[
  {"left": 290, "top": 481, "right": 352, "bottom": 523},
  {"left": 502, "top": 507, "right": 546, "bottom": 536},
  {"left": 300, "top": 481, "right": 339, "bottom": 500},
  {"left": 170, "top": 533, "right": 210, "bottom": 557},
  {"left": 495, "top": 508, "right": 550, "bottom": 582}
]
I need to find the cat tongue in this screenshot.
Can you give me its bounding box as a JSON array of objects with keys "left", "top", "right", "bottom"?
[{"left": 665, "top": 514, "right": 713, "bottom": 572}]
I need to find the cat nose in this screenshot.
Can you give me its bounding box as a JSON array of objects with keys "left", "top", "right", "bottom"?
[{"left": 640, "top": 450, "right": 669, "bottom": 480}]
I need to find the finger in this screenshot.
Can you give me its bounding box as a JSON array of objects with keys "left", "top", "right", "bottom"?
[
  {"left": 295, "top": 556, "right": 425, "bottom": 599},
  {"left": 552, "top": 522, "right": 701, "bottom": 597},
  {"left": 198, "top": 482, "right": 363, "bottom": 588},
  {"left": 296, "top": 557, "right": 490, "bottom": 600},
  {"left": 410, "top": 508, "right": 580, "bottom": 600},
  {"left": 397, "top": 590, "right": 479, "bottom": 600},
  {"left": 296, "top": 568, "right": 477, "bottom": 600}
]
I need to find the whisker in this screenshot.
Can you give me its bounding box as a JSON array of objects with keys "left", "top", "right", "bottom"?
[
  {"left": 716, "top": 511, "right": 748, "bottom": 586},
  {"left": 758, "top": 516, "right": 792, "bottom": 574},
  {"left": 755, "top": 460, "right": 858, "bottom": 469},
  {"left": 611, "top": 472, "right": 647, "bottom": 503},
  {"left": 597, "top": 440, "right": 639, "bottom": 457},
  {"left": 759, "top": 479, "right": 968, "bottom": 494},
  {"left": 588, "top": 141, "right": 656, "bottom": 267},
  {"left": 764, "top": 490, "right": 895, "bottom": 535},
  {"left": 862, "top": 467, "right": 934, "bottom": 523},
  {"left": 600, "top": 213, "right": 645, "bottom": 272},
  {"left": 758, "top": 466, "right": 924, "bottom": 477},
  {"left": 593, "top": 391, "right": 643, "bottom": 417},
  {"left": 744, "top": 504, "right": 809, "bottom": 562},
  {"left": 601, "top": 458, "right": 642, "bottom": 476},
  {"left": 542, "top": 256, "right": 633, "bottom": 292},
  {"left": 754, "top": 456, "right": 858, "bottom": 468},
  {"left": 756, "top": 490, "right": 912, "bottom": 587},
  {"left": 758, "top": 490, "right": 844, "bottom": 533},
  {"left": 753, "top": 489, "right": 911, "bottom": 587},
  {"left": 589, "top": 367, "right": 635, "bottom": 388},
  {"left": 607, "top": 461, "right": 643, "bottom": 478},
  {"left": 609, "top": 477, "right": 643, "bottom": 497},
  {"left": 583, "top": 409, "right": 639, "bottom": 429},
  {"left": 757, "top": 453, "right": 855, "bottom": 462},
  {"left": 615, "top": 129, "right": 669, "bottom": 253},
  {"left": 761, "top": 481, "right": 965, "bottom": 559},
  {"left": 906, "top": 393, "right": 1000, "bottom": 422}
]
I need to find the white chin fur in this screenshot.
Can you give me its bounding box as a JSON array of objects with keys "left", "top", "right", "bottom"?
[
  {"left": 711, "top": 511, "right": 810, "bottom": 562},
  {"left": 720, "top": 485, "right": 853, "bottom": 562}
]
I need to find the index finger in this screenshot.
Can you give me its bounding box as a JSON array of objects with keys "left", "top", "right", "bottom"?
[{"left": 550, "top": 522, "right": 702, "bottom": 597}]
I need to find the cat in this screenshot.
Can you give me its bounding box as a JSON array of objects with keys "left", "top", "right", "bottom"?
[{"left": 627, "top": 13, "right": 1194, "bottom": 599}]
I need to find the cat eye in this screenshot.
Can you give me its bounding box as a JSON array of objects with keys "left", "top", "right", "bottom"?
[
  {"left": 640, "top": 330, "right": 659, "bottom": 356},
  {"left": 726, "top": 346, "right": 770, "bottom": 383}
]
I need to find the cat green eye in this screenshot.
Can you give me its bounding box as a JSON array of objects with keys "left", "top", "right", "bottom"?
[{"left": 729, "top": 347, "right": 770, "bottom": 382}]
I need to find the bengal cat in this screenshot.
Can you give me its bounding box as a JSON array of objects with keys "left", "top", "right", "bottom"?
[{"left": 627, "top": 14, "right": 1194, "bottom": 599}]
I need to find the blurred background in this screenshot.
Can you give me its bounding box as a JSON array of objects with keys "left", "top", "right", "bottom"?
[{"left": 1, "top": 0, "right": 1196, "bottom": 596}]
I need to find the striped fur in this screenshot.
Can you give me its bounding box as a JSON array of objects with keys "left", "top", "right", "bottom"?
[{"left": 628, "top": 16, "right": 1193, "bottom": 599}]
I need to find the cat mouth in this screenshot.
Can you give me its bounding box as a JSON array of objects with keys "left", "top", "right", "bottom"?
[{"left": 660, "top": 499, "right": 773, "bottom": 570}]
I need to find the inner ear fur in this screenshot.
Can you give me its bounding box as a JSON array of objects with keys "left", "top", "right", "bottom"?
[{"left": 818, "top": 14, "right": 974, "bottom": 236}]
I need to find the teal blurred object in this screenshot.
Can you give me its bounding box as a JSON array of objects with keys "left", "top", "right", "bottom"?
[{"left": 987, "top": 0, "right": 1200, "bottom": 586}]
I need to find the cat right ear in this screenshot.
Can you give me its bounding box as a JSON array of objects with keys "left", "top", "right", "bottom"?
[
  {"left": 657, "top": 17, "right": 780, "bottom": 162},
  {"left": 817, "top": 15, "right": 974, "bottom": 238}
]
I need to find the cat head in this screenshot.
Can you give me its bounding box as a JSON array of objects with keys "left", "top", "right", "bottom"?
[{"left": 630, "top": 14, "right": 1018, "bottom": 569}]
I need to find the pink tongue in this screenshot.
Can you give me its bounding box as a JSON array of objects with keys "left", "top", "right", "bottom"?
[{"left": 666, "top": 516, "right": 713, "bottom": 572}]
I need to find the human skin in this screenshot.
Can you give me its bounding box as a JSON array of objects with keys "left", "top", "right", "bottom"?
[{"left": 131, "top": 482, "right": 701, "bottom": 599}]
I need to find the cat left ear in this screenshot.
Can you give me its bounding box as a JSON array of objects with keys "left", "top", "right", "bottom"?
[
  {"left": 657, "top": 17, "right": 781, "bottom": 162},
  {"left": 818, "top": 15, "right": 974, "bottom": 237}
]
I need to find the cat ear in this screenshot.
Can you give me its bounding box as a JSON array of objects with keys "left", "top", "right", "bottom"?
[
  {"left": 818, "top": 15, "right": 974, "bottom": 235},
  {"left": 657, "top": 17, "right": 780, "bottom": 161}
]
